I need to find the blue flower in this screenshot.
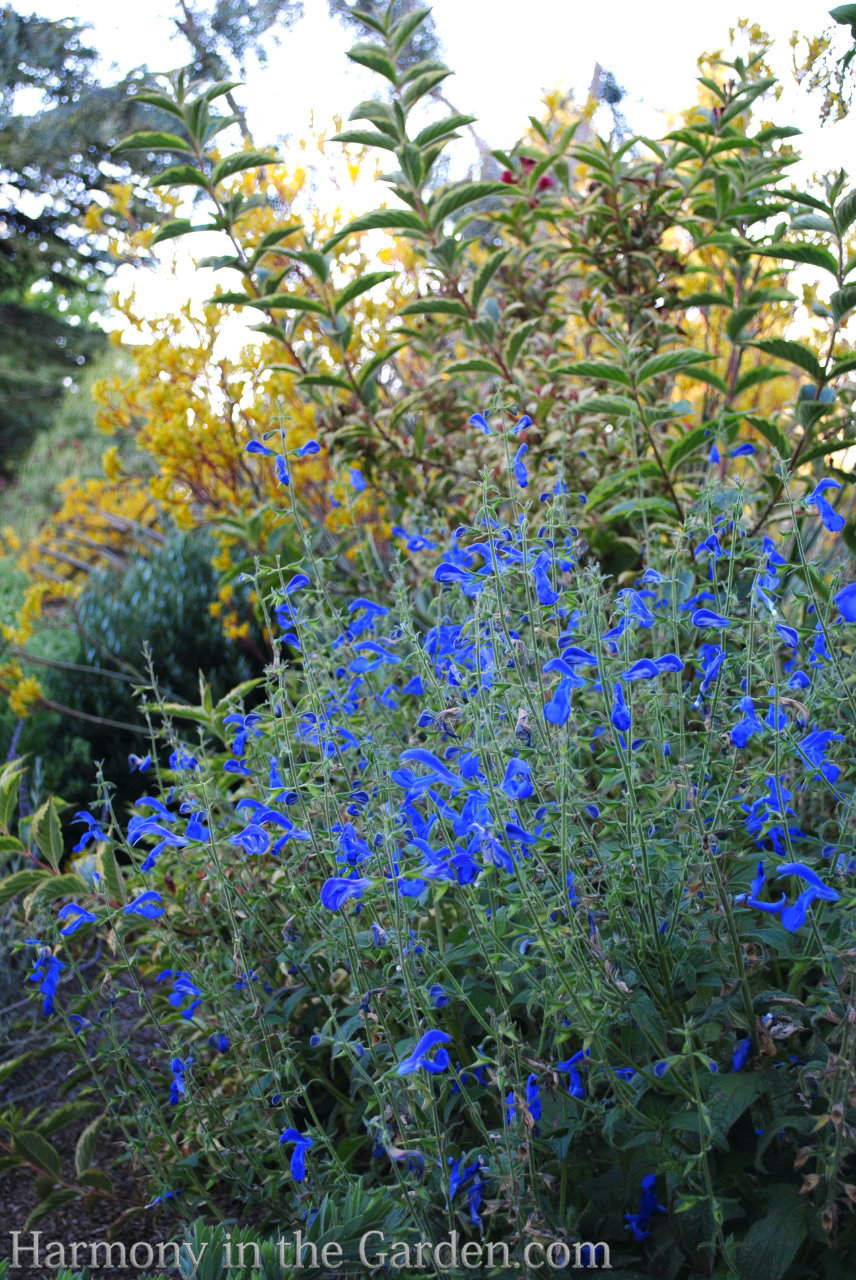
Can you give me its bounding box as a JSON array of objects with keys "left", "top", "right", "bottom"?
[
  {"left": 734, "top": 862, "right": 785, "bottom": 915},
  {"left": 396, "top": 1029, "right": 451, "bottom": 1075},
  {"left": 278, "top": 1128, "right": 314, "bottom": 1181},
  {"left": 558, "top": 1048, "right": 589, "bottom": 1098},
  {"left": 526, "top": 1073, "right": 541, "bottom": 1122},
  {"left": 625, "top": 1174, "right": 666, "bottom": 1242},
  {"left": 501, "top": 758, "right": 533, "bottom": 800},
  {"left": 128, "top": 753, "right": 151, "bottom": 773},
  {"left": 71, "top": 810, "right": 108, "bottom": 853},
  {"left": 156, "top": 970, "right": 203, "bottom": 1020},
  {"left": 834, "top": 582, "right": 856, "bottom": 622},
  {"left": 731, "top": 1037, "right": 751, "bottom": 1072},
  {"left": 122, "top": 891, "right": 165, "bottom": 919},
  {"left": 349, "top": 467, "right": 367, "bottom": 492},
  {"left": 320, "top": 876, "right": 372, "bottom": 911},
  {"left": 513, "top": 443, "right": 529, "bottom": 488},
  {"left": 229, "top": 824, "right": 271, "bottom": 857},
  {"left": 729, "top": 442, "right": 756, "bottom": 457},
  {"left": 296, "top": 439, "right": 321, "bottom": 456},
  {"left": 57, "top": 903, "right": 97, "bottom": 936},
  {"left": 692, "top": 608, "right": 731, "bottom": 629},
  {"left": 610, "top": 682, "right": 631, "bottom": 732},
  {"left": 28, "top": 951, "right": 65, "bottom": 1015},
  {"left": 168, "top": 1054, "right": 192, "bottom": 1106},
  {"left": 209, "top": 1032, "right": 230, "bottom": 1052},
  {"left": 806, "top": 478, "right": 844, "bottom": 532},
  {"left": 775, "top": 862, "right": 840, "bottom": 932},
  {"left": 469, "top": 412, "right": 491, "bottom": 435},
  {"left": 620, "top": 659, "right": 659, "bottom": 681},
  {"left": 731, "top": 696, "right": 764, "bottom": 748},
  {"left": 429, "top": 984, "right": 450, "bottom": 1008}
]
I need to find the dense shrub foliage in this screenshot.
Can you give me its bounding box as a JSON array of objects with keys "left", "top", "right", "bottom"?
[{"left": 3, "top": 6, "right": 856, "bottom": 1280}]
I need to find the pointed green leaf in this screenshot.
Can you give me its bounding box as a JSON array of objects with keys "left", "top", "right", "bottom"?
[
  {"left": 830, "top": 284, "right": 856, "bottom": 322},
  {"left": 347, "top": 42, "right": 398, "bottom": 83},
  {"left": 429, "top": 181, "right": 509, "bottom": 226},
  {"left": 332, "top": 129, "right": 398, "bottom": 151},
  {"left": 150, "top": 164, "right": 209, "bottom": 189},
  {"left": 666, "top": 424, "right": 711, "bottom": 471},
  {"left": 835, "top": 188, "right": 856, "bottom": 235},
  {"left": 334, "top": 271, "right": 397, "bottom": 312},
  {"left": 637, "top": 349, "right": 713, "bottom": 383},
  {"left": 357, "top": 341, "right": 407, "bottom": 388},
  {"left": 12, "top": 1130, "right": 61, "bottom": 1178},
  {"left": 743, "top": 415, "right": 790, "bottom": 459},
  {"left": 113, "top": 130, "right": 191, "bottom": 153},
  {"left": 322, "top": 208, "right": 428, "bottom": 253},
  {"left": 399, "top": 297, "right": 469, "bottom": 318},
  {"left": 29, "top": 797, "right": 66, "bottom": 873},
  {"left": 210, "top": 151, "right": 278, "bottom": 185},
  {"left": 754, "top": 242, "right": 839, "bottom": 274},
  {"left": 747, "top": 339, "right": 823, "bottom": 382},
  {"left": 471, "top": 249, "right": 509, "bottom": 311},
  {"left": 548, "top": 360, "right": 631, "bottom": 388},
  {"left": 414, "top": 115, "right": 476, "bottom": 149}
]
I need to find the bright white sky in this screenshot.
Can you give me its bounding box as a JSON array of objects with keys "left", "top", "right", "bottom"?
[{"left": 30, "top": 0, "right": 854, "bottom": 333}]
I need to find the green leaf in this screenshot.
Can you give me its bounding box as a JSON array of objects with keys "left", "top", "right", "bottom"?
[
  {"left": 754, "top": 241, "right": 839, "bottom": 274},
  {"left": 40, "top": 1101, "right": 95, "bottom": 1138},
  {"left": 29, "top": 796, "right": 66, "bottom": 873},
  {"left": 24, "top": 1190, "right": 80, "bottom": 1233},
  {"left": 504, "top": 319, "right": 540, "bottom": 370},
  {"left": 97, "top": 844, "right": 126, "bottom": 905},
  {"left": 736, "top": 1192, "right": 808, "bottom": 1280},
  {"left": 587, "top": 464, "right": 659, "bottom": 511},
  {"left": 150, "top": 219, "right": 209, "bottom": 245},
  {"left": 414, "top": 115, "right": 476, "bottom": 149},
  {"left": 733, "top": 367, "right": 787, "bottom": 395},
  {"left": 708, "top": 1072, "right": 770, "bottom": 1145},
  {"left": 832, "top": 352, "right": 856, "bottom": 377},
  {"left": 548, "top": 359, "right": 631, "bottom": 388},
  {"left": 402, "top": 68, "right": 453, "bottom": 109},
  {"left": 836, "top": 188, "right": 856, "bottom": 235},
  {"left": 150, "top": 164, "right": 210, "bottom": 189},
  {"left": 444, "top": 358, "right": 505, "bottom": 377},
  {"left": 250, "top": 295, "right": 328, "bottom": 315},
  {"left": 830, "top": 284, "right": 856, "bottom": 322},
  {"left": 391, "top": 8, "right": 430, "bottom": 53},
  {"left": 0, "top": 761, "right": 24, "bottom": 832},
  {"left": 321, "top": 208, "right": 428, "bottom": 253},
  {"left": 0, "top": 1053, "right": 27, "bottom": 1086},
  {"left": 357, "top": 341, "right": 407, "bottom": 389},
  {"left": 297, "top": 373, "right": 352, "bottom": 392},
  {"left": 666, "top": 424, "right": 710, "bottom": 471},
  {"left": 471, "top": 249, "right": 509, "bottom": 311},
  {"left": 574, "top": 394, "right": 637, "bottom": 417},
  {"left": 334, "top": 271, "right": 397, "bottom": 312},
  {"left": 748, "top": 339, "right": 823, "bottom": 382},
  {"left": 250, "top": 223, "right": 304, "bottom": 263},
  {"left": 399, "top": 297, "right": 469, "bottom": 318},
  {"left": 29, "top": 872, "right": 89, "bottom": 905},
  {"left": 742, "top": 412, "right": 793, "bottom": 458},
  {"left": 347, "top": 42, "right": 398, "bottom": 83},
  {"left": 12, "top": 1130, "right": 61, "bottom": 1178},
  {"left": 0, "top": 869, "right": 50, "bottom": 906},
  {"left": 637, "top": 349, "right": 713, "bottom": 383},
  {"left": 75, "top": 1115, "right": 105, "bottom": 1177},
  {"left": 684, "top": 365, "right": 728, "bottom": 394},
  {"left": 210, "top": 151, "right": 277, "bottom": 185},
  {"left": 113, "top": 130, "right": 191, "bottom": 153},
  {"left": 429, "top": 181, "right": 509, "bottom": 226},
  {"left": 332, "top": 129, "right": 398, "bottom": 151}
]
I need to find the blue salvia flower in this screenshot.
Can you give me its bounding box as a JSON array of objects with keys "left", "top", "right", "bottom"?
[
  {"left": 122, "top": 891, "right": 165, "bottom": 920},
  {"left": 57, "top": 903, "right": 98, "bottom": 936},
  {"left": 278, "top": 1128, "right": 314, "bottom": 1181},
  {"left": 610, "top": 683, "right": 631, "bottom": 732},
  {"left": 513, "top": 443, "right": 529, "bottom": 488},
  {"left": 349, "top": 467, "right": 367, "bottom": 492},
  {"left": 558, "top": 1048, "right": 590, "bottom": 1098},
  {"left": 525, "top": 1073, "right": 542, "bottom": 1123},
  {"left": 729, "top": 442, "right": 755, "bottom": 457},
  {"left": 29, "top": 951, "right": 65, "bottom": 1016},
  {"left": 128, "top": 753, "right": 151, "bottom": 773},
  {"left": 624, "top": 1174, "right": 666, "bottom": 1242},
  {"left": 730, "top": 696, "right": 764, "bottom": 748},
  {"left": 692, "top": 608, "right": 731, "bottom": 629},
  {"left": 169, "top": 1055, "right": 190, "bottom": 1106},
  {"left": 731, "top": 1037, "right": 751, "bottom": 1072},
  {"left": 156, "top": 970, "right": 202, "bottom": 1020},
  {"left": 512, "top": 414, "right": 532, "bottom": 434},
  {"left": 834, "top": 582, "right": 856, "bottom": 622},
  {"left": 429, "top": 984, "right": 450, "bottom": 1008},
  {"left": 229, "top": 824, "right": 271, "bottom": 857},
  {"left": 70, "top": 810, "right": 108, "bottom": 853},
  {"left": 469, "top": 412, "right": 491, "bottom": 435},
  {"left": 501, "top": 758, "right": 533, "bottom": 800},
  {"left": 504, "top": 1090, "right": 516, "bottom": 1125},
  {"left": 396, "top": 1029, "right": 451, "bottom": 1075},
  {"left": 734, "top": 862, "right": 785, "bottom": 914},
  {"left": 209, "top": 1032, "right": 230, "bottom": 1052},
  {"left": 296, "top": 439, "right": 320, "bottom": 456},
  {"left": 320, "top": 876, "right": 372, "bottom": 911},
  {"left": 805, "top": 478, "right": 845, "bottom": 532}
]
